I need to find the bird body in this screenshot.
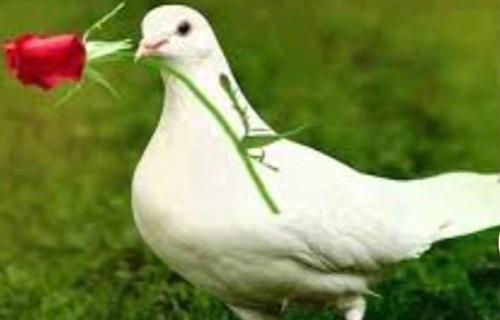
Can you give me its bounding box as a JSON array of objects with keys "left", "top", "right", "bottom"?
[{"left": 133, "top": 6, "right": 500, "bottom": 319}]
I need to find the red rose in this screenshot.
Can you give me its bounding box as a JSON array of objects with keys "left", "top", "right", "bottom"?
[{"left": 4, "top": 34, "right": 86, "bottom": 90}]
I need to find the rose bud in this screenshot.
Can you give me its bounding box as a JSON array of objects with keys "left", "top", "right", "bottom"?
[{"left": 4, "top": 34, "right": 86, "bottom": 90}]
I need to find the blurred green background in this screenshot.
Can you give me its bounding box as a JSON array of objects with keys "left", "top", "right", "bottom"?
[{"left": 0, "top": 0, "right": 499, "bottom": 319}]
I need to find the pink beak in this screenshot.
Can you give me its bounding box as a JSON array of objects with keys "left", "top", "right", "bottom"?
[{"left": 135, "top": 38, "right": 169, "bottom": 61}]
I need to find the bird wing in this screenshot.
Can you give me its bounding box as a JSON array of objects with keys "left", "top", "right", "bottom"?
[{"left": 259, "top": 141, "right": 443, "bottom": 272}]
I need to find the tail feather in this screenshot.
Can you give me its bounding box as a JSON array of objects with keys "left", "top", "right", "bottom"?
[{"left": 403, "top": 173, "right": 500, "bottom": 241}]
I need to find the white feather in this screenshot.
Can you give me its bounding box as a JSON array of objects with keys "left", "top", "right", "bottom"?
[{"left": 133, "top": 5, "right": 500, "bottom": 319}]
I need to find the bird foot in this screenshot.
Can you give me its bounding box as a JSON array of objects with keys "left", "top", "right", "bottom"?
[{"left": 336, "top": 295, "right": 366, "bottom": 320}]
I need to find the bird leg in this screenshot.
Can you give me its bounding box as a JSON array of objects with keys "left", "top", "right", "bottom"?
[
  {"left": 336, "top": 295, "right": 366, "bottom": 320},
  {"left": 229, "top": 306, "right": 281, "bottom": 320}
]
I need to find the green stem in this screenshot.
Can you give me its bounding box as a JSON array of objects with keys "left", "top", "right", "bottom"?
[
  {"left": 83, "top": 2, "right": 126, "bottom": 42},
  {"left": 162, "top": 64, "right": 281, "bottom": 215}
]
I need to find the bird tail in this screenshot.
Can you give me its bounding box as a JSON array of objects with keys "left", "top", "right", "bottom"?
[{"left": 401, "top": 172, "right": 500, "bottom": 241}]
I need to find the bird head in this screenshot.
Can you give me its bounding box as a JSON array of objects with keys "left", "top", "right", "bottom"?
[{"left": 136, "top": 5, "right": 217, "bottom": 64}]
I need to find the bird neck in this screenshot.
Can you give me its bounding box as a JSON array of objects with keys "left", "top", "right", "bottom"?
[
  {"left": 156, "top": 51, "right": 271, "bottom": 140},
  {"left": 138, "top": 54, "right": 274, "bottom": 218}
]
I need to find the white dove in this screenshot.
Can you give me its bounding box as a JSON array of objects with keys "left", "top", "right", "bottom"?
[{"left": 133, "top": 5, "right": 500, "bottom": 320}]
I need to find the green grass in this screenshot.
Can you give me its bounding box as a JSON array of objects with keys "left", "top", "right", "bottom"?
[{"left": 0, "top": 0, "right": 498, "bottom": 319}]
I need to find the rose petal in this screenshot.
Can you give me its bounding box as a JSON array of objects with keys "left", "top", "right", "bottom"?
[
  {"left": 4, "top": 34, "right": 86, "bottom": 90},
  {"left": 4, "top": 42, "right": 19, "bottom": 72}
]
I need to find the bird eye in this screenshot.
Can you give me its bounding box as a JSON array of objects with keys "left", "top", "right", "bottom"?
[{"left": 177, "top": 21, "right": 191, "bottom": 36}]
